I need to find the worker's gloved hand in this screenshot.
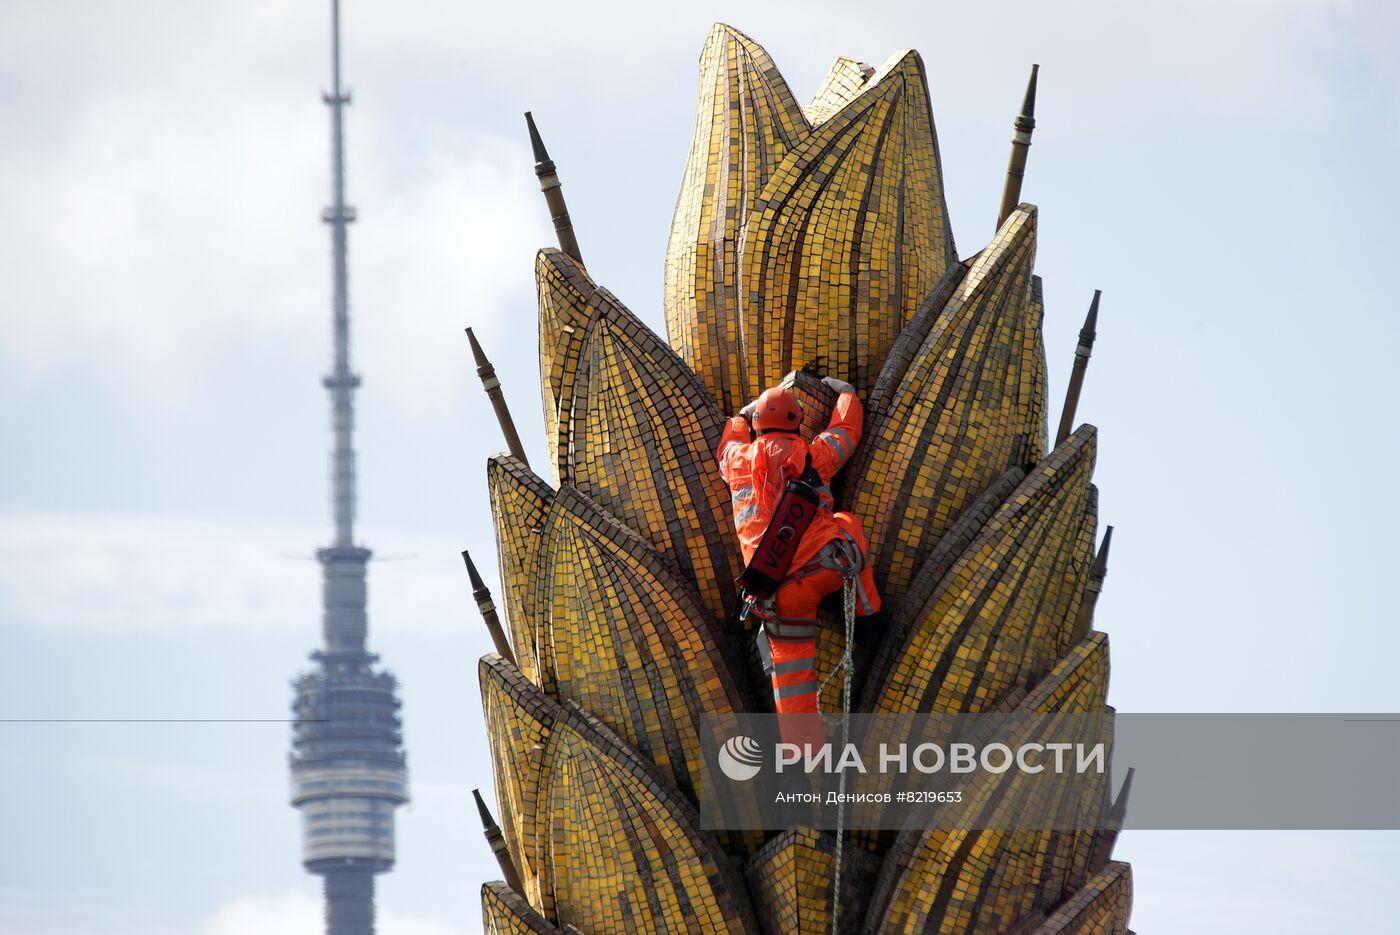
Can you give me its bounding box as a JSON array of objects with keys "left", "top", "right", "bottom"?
[
  {"left": 738, "top": 400, "right": 758, "bottom": 436},
  {"left": 822, "top": 375, "right": 855, "bottom": 396}
]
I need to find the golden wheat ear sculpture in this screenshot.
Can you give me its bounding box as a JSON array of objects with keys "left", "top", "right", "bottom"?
[{"left": 470, "top": 23, "right": 1131, "bottom": 935}]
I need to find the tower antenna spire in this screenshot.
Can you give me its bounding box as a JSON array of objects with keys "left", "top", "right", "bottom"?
[
  {"left": 325, "top": 0, "right": 359, "bottom": 552},
  {"left": 292, "top": 5, "right": 408, "bottom": 933}
]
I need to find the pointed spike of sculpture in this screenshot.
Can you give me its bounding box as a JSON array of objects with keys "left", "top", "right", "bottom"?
[
  {"left": 1110, "top": 766, "right": 1135, "bottom": 823},
  {"left": 1070, "top": 524, "right": 1114, "bottom": 645},
  {"left": 1095, "top": 524, "right": 1114, "bottom": 574},
  {"left": 462, "top": 549, "right": 515, "bottom": 665},
  {"left": 465, "top": 327, "right": 530, "bottom": 466},
  {"left": 462, "top": 546, "right": 487, "bottom": 592},
  {"left": 524, "top": 111, "right": 584, "bottom": 265},
  {"left": 998, "top": 63, "right": 1040, "bottom": 226},
  {"left": 1089, "top": 767, "right": 1136, "bottom": 871},
  {"left": 1021, "top": 62, "right": 1040, "bottom": 116},
  {"left": 473, "top": 788, "right": 525, "bottom": 896},
  {"left": 524, "top": 110, "right": 550, "bottom": 165},
  {"left": 1056, "top": 289, "right": 1102, "bottom": 446}
]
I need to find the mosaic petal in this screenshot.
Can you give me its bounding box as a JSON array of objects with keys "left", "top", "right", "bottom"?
[
  {"left": 537, "top": 247, "right": 740, "bottom": 618},
  {"left": 533, "top": 484, "right": 752, "bottom": 802},
  {"left": 487, "top": 455, "right": 555, "bottom": 685},
  {"left": 482, "top": 880, "right": 560, "bottom": 935},
  {"left": 480, "top": 654, "right": 564, "bottom": 911},
  {"left": 868, "top": 635, "right": 1111, "bottom": 934},
  {"left": 846, "top": 205, "right": 1042, "bottom": 603},
  {"left": 664, "top": 23, "right": 807, "bottom": 414},
  {"left": 739, "top": 48, "right": 957, "bottom": 403},
  {"left": 865, "top": 425, "right": 1098, "bottom": 715},
  {"left": 745, "top": 828, "right": 879, "bottom": 935},
  {"left": 536, "top": 703, "right": 760, "bottom": 934}
]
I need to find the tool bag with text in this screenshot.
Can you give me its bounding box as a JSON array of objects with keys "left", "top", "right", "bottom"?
[{"left": 735, "top": 455, "right": 823, "bottom": 603}]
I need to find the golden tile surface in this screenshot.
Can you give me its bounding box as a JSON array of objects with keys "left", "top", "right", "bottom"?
[
  {"left": 664, "top": 24, "right": 956, "bottom": 414},
  {"left": 537, "top": 248, "right": 740, "bottom": 618},
  {"left": 476, "top": 22, "right": 1131, "bottom": 935},
  {"left": 539, "top": 705, "right": 759, "bottom": 933}
]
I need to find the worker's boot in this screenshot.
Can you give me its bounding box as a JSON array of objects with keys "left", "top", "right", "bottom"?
[{"left": 852, "top": 609, "right": 890, "bottom": 689}]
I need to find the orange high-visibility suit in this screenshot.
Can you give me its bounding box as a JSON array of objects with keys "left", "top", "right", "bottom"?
[{"left": 717, "top": 385, "right": 881, "bottom": 751}]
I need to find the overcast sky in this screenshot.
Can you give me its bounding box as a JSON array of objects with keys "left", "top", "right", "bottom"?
[{"left": 2, "top": 1, "right": 1398, "bottom": 933}]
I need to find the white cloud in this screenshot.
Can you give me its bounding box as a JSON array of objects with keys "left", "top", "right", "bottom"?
[
  {"left": 351, "top": 118, "right": 546, "bottom": 423},
  {"left": 197, "top": 890, "right": 473, "bottom": 935},
  {"left": 0, "top": 511, "right": 471, "bottom": 634},
  {"left": 0, "top": 0, "right": 1394, "bottom": 419},
  {"left": 0, "top": 0, "right": 546, "bottom": 417}
]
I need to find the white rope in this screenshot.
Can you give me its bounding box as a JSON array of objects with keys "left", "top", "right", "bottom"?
[{"left": 829, "top": 576, "right": 856, "bottom": 935}]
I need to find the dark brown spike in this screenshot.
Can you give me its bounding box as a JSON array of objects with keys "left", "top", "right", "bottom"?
[
  {"left": 1089, "top": 767, "right": 1135, "bottom": 870},
  {"left": 997, "top": 64, "right": 1040, "bottom": 226},
  {"left": 1110, "top": 765, "right": 1135, "bottom": 823},
  {"left": 524, "top": 111, "right": 584, "bottom": 265},
  {"left": 1069, "top": 524, "right": 1113, "bottom": 646},
  {"left": 472, "top": 786, "right": 498, "bottom": 829},
  {"left": 1093, "top": 524, "right": 1113, "bottom": 576},
  {"left": 465, "top": 327, "right": 530, "bottom": 466},
  {"left": 1019, "top": 63, "right": 1040, "bottom": 120},
  {"left": 472, "top": 788, "right": 524, "bottom": 894},
  {"left": 524, "top": 110, "right": 551, "bottom": 166},
  {"left": 1055, "top": 289, "right": 1101, "bottom": 447},
  {"left": 462, "top": 549, "right": 516, "bottom": 665}
]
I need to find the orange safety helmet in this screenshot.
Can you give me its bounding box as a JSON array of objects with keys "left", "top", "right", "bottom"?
[{"left": 751, "top": 386, "right": 802, "bottom": 433}]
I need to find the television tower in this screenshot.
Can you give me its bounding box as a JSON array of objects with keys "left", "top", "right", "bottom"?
[{"left": 289, "top": 2, "right": 408, "bottom": 934}]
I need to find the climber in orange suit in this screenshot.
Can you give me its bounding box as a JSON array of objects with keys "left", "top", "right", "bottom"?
[{"left": 717, "top": 378, "right": 887, "bottom": 753}]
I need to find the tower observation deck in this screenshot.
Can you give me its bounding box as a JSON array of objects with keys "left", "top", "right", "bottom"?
[{"left": 289, "top": 3, "right": 407, "bottom": 933}]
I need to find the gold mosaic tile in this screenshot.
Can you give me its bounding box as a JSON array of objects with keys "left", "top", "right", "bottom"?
[
  {"left": 867, "top": 635, "right": 1110, "bottom": 934},
  {"left": 476, "top": 23, "right": 1131, "bottom": 935},
  {"left": 537, "top": 703, "right": 759, "bottom": 933},
  {"left": 480, "top": 653, "right": 563, "bottom": 912},
  {"left": 487, "top": 455, "right": 554, "bottom": 684},
  {"left": 665, "top": 25, "right": 956, "bottom": 413},
  {"left": 532, "top": 483, "right": 759, "bottom": 846},
  {"left": 481, "top": 880, "right": 559, "bottom": 934},
  {"left": 846, "top": 205, "right": 1047, "bottom": 604},
  {"left": 746, "top": 828, "right": 879, "bottom": 935},
  {"left": 1029, "top": 861, "right": 1132, "bottom": 935},
  {"left": 537, "top": 247, "right": 740, "bottom": 619},
  {"left": 803, "top": 57, "right": 875, "bottom": 126},
  {"left": 865, "top": 426, "right": 1097, "bottom": 716}
]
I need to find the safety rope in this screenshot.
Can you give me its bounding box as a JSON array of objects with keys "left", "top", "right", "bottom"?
[{"left": 822, "top": 575, "right": 857, "bottom": 935}]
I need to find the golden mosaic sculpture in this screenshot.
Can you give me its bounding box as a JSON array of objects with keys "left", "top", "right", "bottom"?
[{"left": 473, "top": 23, "right": 1132, "bottom": 934}]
